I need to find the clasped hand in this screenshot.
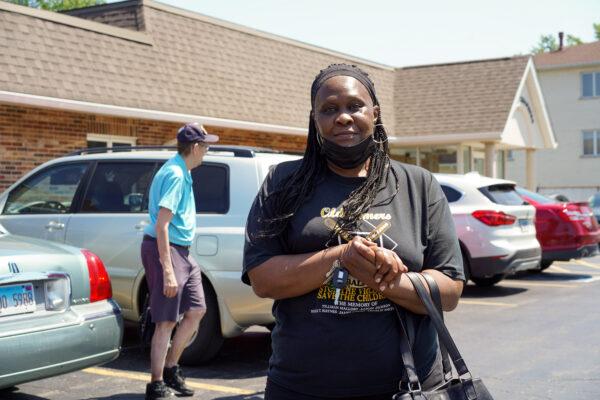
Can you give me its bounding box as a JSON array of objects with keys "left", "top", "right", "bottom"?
[{"left": 339, "top": 236, "right": 407, "bottom": 292}]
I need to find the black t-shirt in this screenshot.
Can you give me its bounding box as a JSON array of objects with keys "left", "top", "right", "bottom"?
[{"left": 243, "top": 160, "right": 464, "bottom": 398}]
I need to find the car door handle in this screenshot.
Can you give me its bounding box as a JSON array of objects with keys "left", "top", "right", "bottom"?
[
  {"left": 135, "top": 221, "right": 149, "bottom": 231},
  {"left": 45, "top": 221, "right": 65, "bottom": 230}
]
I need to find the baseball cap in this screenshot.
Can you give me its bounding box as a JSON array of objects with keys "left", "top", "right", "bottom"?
[{"left": 177, "top": 123, "right": 219, "bottom": 144}]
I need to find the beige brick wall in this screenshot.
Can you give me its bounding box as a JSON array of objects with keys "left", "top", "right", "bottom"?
[{"left": 0, "top": 104, "right": 307, "bottom": 191}]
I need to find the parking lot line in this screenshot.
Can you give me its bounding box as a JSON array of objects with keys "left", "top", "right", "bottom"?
[
  {"left": 83, "top": 367, "right": 257, "bottom": 395},
  {"left": 547, "top": 264, "right": 572, "bottom": 273},
  {"left": 573, "top": 259, "right": 600, "bottom": 270},
  {"left": 459, "top": 299, "right": 517, "bottom": 308}
]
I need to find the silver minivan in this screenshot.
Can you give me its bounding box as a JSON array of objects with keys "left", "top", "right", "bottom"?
[{"left": 0, "top": 146, "right": 299, "bottom": 363}]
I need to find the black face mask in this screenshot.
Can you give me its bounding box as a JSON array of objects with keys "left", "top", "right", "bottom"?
[{"left": 319, "top": 134, "right": 376, "bottom": 169}]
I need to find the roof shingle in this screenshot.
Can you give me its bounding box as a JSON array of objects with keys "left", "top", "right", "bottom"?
[{"left": 394, "top": 57, "right": 529, "bottom": 136}]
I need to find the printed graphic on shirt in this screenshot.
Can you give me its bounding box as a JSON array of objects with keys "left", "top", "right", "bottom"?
[{"left": 311, "top": 208, "right": 397, "bottom": 316}]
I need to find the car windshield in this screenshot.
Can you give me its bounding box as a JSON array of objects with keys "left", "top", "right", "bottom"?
[
  {"left": 590, "top": 193, "right": 600, "bottom": 207},
  {"left": 516, "top": 187, "right": 558, "bottom": 205}
]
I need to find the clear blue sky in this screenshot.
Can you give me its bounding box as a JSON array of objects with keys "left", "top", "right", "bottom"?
[{"left": 152, "top": 0, "right": 600, "bottom": 67}]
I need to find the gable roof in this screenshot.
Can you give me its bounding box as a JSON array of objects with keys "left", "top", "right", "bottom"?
[
  {"left": 394, "top": 57, "right": 530, "bottom": 137},
  {"left": 534, "top": 40, "right": 600, "bottom": 70},
  {"left": 0, "top": 0, "right": 548, "bottom": 145},
  {"left": 0, "top": 0, "right": 395, "bottom": 132}
]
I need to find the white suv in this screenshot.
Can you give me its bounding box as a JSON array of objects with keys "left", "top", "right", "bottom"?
[
  {"left": 435, "top": 173, "right": 541, "bottom": 286},
  {"left": 0, "top": 145, "right": 300, "bottom": 363}
]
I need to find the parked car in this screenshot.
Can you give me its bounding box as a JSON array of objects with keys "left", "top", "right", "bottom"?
[
  {"left": 590, "top": 192, "right": 600, "bottom": 224},
  {"left": 0, "top": 145, "right": 299, "bottom": 364},
  {"left": 516, "top": 187, "right": 600, "bottom": 271},
  {"left": 435, "top": 173, "right": 541, "bottom": 286},
  {"left": 0, "top": 223, "right": 122, "bottom": 389}
]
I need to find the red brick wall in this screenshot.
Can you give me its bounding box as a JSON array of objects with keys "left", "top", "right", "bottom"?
[{"left": 0, "top": 103, "right": 307, "bottom": 191}]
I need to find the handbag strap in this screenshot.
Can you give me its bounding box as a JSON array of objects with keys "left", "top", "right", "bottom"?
[
  {"left": 405, "top": 272, "right": 472, "bottom": 378},
  {"left": 393, "top": 304, "right": 427, "bottom": 399},
  {"left": 421, "top": 273, "right": 452, "bottom": 380}
]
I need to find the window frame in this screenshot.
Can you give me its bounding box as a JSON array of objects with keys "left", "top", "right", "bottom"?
[
  {"left": 75, "top": 160, "right": 159, "bottom": 214},
  {"left": 581, "top": 72, "right": 600, "bottom": 99},
  {"left": 190, "top": 161, "right": 231, "bottom": 215},
  {"left": 2, "top": 161, "right": 91, "bottom": 215},
  {"left": 86, "top": 133, "right": 137, "bottom": 152},
  {"left": 582, "top": 130, "right": 600, "bottom": 157}
]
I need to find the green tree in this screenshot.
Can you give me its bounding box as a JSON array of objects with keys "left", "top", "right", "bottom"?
[
  {"left": 531, "top": 34, "right": 558, "bottom": 54},
  {"left": 531, "top": 33, "right": 584, "bottom": 54},
  {"left": 594, "top": 23, "right": 600, "bottom": 40},
  {"left": 3, "top": 0, "right": 105, "bottom": 11},
  {"left": 566, "top": 34, "right": 583, "bottom": 46}
]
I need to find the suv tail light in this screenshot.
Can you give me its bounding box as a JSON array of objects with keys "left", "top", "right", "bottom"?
[
  {"left": 472, "top": 210, "right": 517, "bottom": 226},
  {"left": 82, "top": 249, "right": 112, "bottom": 302},
  {"left": 560, "top": 209, "right": 584, "bottom": 222}
]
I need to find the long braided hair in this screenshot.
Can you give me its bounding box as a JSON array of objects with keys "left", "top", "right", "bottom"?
[{"left": 256, "top": 64, "right": 400, "bottom": 243}]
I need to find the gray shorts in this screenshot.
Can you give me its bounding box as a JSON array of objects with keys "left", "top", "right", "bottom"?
[{"left": 141, "top": 237, "right": 206, "bottom": 323}]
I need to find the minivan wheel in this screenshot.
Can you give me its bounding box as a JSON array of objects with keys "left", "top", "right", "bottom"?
[
  {"left": 179, "top": 283, "right": 224, "bottom": 365},
  {"left": 471, "top": 274, "right": 504, "bottom": 287}
]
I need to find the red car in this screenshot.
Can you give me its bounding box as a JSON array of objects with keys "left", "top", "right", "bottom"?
[{"left": 516, "top": 187, "right": 600, "bottom": 270}]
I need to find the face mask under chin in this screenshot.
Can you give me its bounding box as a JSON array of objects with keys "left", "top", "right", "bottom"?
[{"left": 319, "top": 134, "right": 376, "bottom": 169}]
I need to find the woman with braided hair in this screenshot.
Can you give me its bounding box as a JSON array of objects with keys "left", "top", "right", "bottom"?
[{"left": 243, "top": 64, "right": 465, "bottom": 399}]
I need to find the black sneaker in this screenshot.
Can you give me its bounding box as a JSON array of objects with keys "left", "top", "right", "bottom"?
[
  {"left": 145, "top": 380, "right": 175, "bottom": 400},
  {"left": 164, "top": 365, "right": 194, "bottom": 397}
]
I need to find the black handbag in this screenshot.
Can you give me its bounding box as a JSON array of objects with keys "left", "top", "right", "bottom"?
[{"left": 392, "top": 272, "right": 494, "bottom": 400}]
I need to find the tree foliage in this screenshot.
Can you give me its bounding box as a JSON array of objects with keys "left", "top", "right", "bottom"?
[{"left": 3, "top": 0, "right": 105, "bottom": 11}]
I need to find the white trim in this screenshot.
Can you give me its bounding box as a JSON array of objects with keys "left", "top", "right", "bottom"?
[
  {"left": 388, "top": 132, "right": 500, "bottom": 146},
  {"left": 501, "top": 58, "right": 557, "bottom": 149},
  {"left": 0, "top": 91, "right": 307, "bottom": 136},
  {"left": 144, "top": 0, "right": 394, "bottom": 71},
  {"left": 0, "top": 1, "right": 153, "bottom": 46}
]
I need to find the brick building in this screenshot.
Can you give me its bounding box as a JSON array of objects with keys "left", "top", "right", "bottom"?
[{"left": 0, "top": 0, "right": 556, "bottom": 191}]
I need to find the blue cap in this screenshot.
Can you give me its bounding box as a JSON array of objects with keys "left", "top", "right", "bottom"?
[{"left": 177, "top": 123, "right": 219, "bottom": 143}]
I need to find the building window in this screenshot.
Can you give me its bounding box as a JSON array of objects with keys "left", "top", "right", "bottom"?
[
  {"left": 583, "top": 130, "right": 600, "bottom": 156},
  {"left": 581, "top": 72, "right": 600, "bottom": 98},
  {"left": 87, "top": 134, "right": 136, "bottom": 152}
]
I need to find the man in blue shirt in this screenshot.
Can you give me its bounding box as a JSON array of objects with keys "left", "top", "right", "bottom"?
[{"left": 141, "top": 123, "right": 219, "bottom": 400}]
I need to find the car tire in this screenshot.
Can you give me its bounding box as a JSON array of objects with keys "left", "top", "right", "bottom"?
[
  {"left": 179, "top": 282, "right": 224, "bottom": 365},
  {"left": 539, "top": 260, "right": 553, "bottom": 271},
  {"left": 471, "top": 274, "right": 504, "bottom": 287},
  {"left": 460, "top": 247, "right": 471, "bottom": 283}
]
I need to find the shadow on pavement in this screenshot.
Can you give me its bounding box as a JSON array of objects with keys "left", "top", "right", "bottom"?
[
  {"left": 104, "top": 324, "right": 270, "bottom": 380},
  {"left": 461, "top": 284, "right": 527, "bottom": 298},
  {"left": 82, "top": 394, "right": 144, "bottom": 400},
  {"left": 508, "top": 270, "right": 595, "bottom": 282},
  {"left": 213, "top": 394, "right": 265, "bottom": 400},
  {"left": 0, "top": 388, "right": 50, "bottom": 400}
]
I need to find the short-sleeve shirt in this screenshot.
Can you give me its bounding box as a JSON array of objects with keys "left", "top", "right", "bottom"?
[
  {"left": 144, "top": 154, "right": 196, "bottom": 246},
  {"left": 243, "top": 159, "right": 464, "bottom": 398}
]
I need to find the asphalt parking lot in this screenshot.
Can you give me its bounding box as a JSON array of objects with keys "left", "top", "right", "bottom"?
[{"left": 3, "top": 255, "right": 600, "bottom": 400}]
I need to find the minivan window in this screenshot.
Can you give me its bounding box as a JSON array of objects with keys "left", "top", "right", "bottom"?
[
  {"left": 441, "top": 185, "right": 462, "bottom": 203},
  {"left": 81, "top": 162, "right": 155, "bottom": 213},
  {"left": 3, "top": 163, "right": 88, "bottom": 215},
  {"left": 479, "top": 184, "right": 525, "bottom": 206},
  {"left": 191, "top": 163, "right": 229, "bottom": 214}
]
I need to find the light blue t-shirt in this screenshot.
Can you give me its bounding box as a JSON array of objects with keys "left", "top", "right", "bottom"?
[{"left": 144, "top": 154, "right": 196, "bottom": 246}]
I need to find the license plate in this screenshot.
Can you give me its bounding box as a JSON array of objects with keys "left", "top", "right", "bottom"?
[
  {"left": 518, "top": 219, "right": 531, "bottom": 232},
  {"left": 0, "top": 283, "right": 36, "bottom": 317}
]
